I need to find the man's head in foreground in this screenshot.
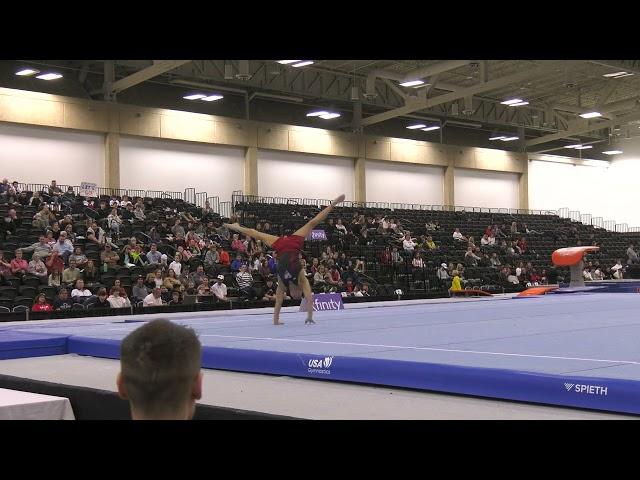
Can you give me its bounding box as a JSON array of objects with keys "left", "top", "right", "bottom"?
[{"left": 117, "top": 319, "right": 202, "bottom": 420}]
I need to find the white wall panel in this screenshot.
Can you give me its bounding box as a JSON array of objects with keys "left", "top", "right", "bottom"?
[
  {"left": 366, "top": 160, "right": 444, "bottom": 205},
  {"left": 119, "top": 136, "right": 244, "bottom": 201},
  {"left": 257, "top": 149, "right": 354, "bottom": 200},
  {"left": 454, "top": 168, "right": 519, "bottom": 209},
  {"left": 0, "top": 123, "right": 104, "bottom": 186}
]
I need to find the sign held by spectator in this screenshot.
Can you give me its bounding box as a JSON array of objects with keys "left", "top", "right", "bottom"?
[
  {"left": 80, "top": 182, "right": 98, "bottom": 198},
  {"left": 307, "top": 229, "right": 327, "bottom": 241},
  {"left": 299, "top": 293, "right": 344, "bottom": 312}
]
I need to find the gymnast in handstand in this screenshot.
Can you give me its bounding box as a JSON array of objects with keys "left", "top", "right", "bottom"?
[{"left": 225, "top": 194, "right": 345, "bottom": 325}]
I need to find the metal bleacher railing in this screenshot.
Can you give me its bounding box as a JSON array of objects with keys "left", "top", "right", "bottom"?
[
  {"left": 230, "top": 191, "right": 559, "bottom": 217},
  {"left": 557, "top": 207, "right": 638, "bottom": 233},
  {"left": 18, "top": 183, "right": 221, "bottom": 215}
]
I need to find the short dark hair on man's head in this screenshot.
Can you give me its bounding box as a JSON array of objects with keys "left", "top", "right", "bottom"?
[{"left": 120, "top": 319, "right": 201, "bottom": 417}]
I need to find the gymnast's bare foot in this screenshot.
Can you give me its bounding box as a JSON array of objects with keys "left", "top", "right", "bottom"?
[
  {"left": 274, "top": 320, "right": 285, "bottom": 325},
  {"left": 332, "top": 194, "right": 346, "bottom": 205},
  {"left": 305, "top": 319, "right": 315, "bottom": 325}
]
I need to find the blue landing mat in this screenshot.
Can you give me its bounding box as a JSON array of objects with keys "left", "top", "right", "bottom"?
[
  {"left": 5, "top": 294, "right": 640, "bottom": 415},
  {"left": 0, "top": 331, "right": 69, "bottom": 360}
]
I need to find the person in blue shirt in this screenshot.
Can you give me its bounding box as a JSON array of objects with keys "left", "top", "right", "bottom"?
[{"left": 230, "top": 254, "right": 244, "bottom": 272}]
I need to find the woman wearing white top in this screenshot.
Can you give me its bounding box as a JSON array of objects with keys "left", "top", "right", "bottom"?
[
  {"left": 107, "top": 207, "right": 123, "bottom": 237},
  {"left": 169, "top": 253, "right": 182, "bottom": 276},
  {"left": 107, "top": 287, "right": 131, "bottom": 308}
]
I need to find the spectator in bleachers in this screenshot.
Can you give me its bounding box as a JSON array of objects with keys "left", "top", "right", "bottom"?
[
  {"left": 53, "top": 288, "right": 74, "bottom": 311},
  {"left": 48, "top": 266, "right": 62, "bottom": 287},
  {"left": 32, "top": 293, "right": 53, "bottom": 312},
  {"left": 0, "top": 251, "right": 11, "bottom": 279},
  {"left": 611, "top": 259, "right": 624, "bottom": 279},
  {"left": 83, "top": 260, "right": 100, "bottom": 287},
  {"left": 49, "top": 222, "right": 62, "bottom": 240},
  {"left": 69, "top": 246, "right": 88, "bottom": 269},
  {"left": 189, "top": 264, "right": 207, "bottom": 286},
  {"left": 236, "top": 264, "right": 256, "bottom": 300},
  {"left": 313, "top": 265, "right": 329, "bottom": 292},
  {"left": 218, "top": 246, "right": 230, "bottom": 267},
  {"left": 163, "top": 269, "right": 182, "bottom": 290},
  {"left": 518, "top": 237, "right": 529, "bottom": 254},
  {"left": 29, "top": 191, "right": 43, "bottom": 209},
  {"left": 379, "top": 246, "right": 392, "bottom": 265},
  {"left": 52, "top": 231, "right": 74, "bottom": 263},
  {"left": 62, "top": 259, "right": 81, "bottom": 287},
  {"left": 592, "top": 267, "right": 604, "bottom": 281},
  {"left": 147, "top": 227, "right": 161, "bottom": 245},
  {"left": 28, "top": 253, "right": 49, "bottom": 283},
  {"left": 524, "top": 223, "right": 543, "bottom": 235},
  {"left": 147, "top": 269, "right": 164, "bottom": 289},
  {"left": 108, "top": 286, "right": 131, "bottom": 308},
  {"left": 146, "top": 243, "right": 162, "bottom": 265},
  {"left": 71, "top": 279, "right": 93, "bottom": 303},
  {"left": 335, "top": 218, "right": 348, "bottom": 236},
  {"left": 212, "top": 275, "right": 228, "bottom": 302},
  {"left": 196, "top": 277, "right": 213, "bottom": 298},
  {"left": 480, "top": 234, "right": 491, "bottom": 246},
  {"left": 143, "top": 287, "right": 164, "bottom": 307},
  {"left": 402, "top": 233, "right": 417, "bottom": 254},
  {"left": 100, "top": 244, "right": 120, "bottom": 271},
  {"left": 230, "top": 233, "right": 246, "bottom": 253},
  {"left": 96, "top": 200, "right": 110, "bottom": 220},
  {"left": 449, "top": 270, "right": 462, "bottom": 291},
  {"left": 506, "top": 268, "right": 520, "bottom": 285},
  {"left": 464, "top": 247, "right": 481, "bottom": 267},
  {"left": 90, "top": 288, "right": 111, "bottom": 309},
  {"left": 452, "top": 228, "right": 467, "bottom": 242},
  {"left": 230, "top": 254, "right": 243, "bottom": 272},
  {"left": 21, "top": 235, "right": 53, "bottom": 259},
  {"left": 490, "top": 252, "right": 502, "bottom": 268},
  {"left": 48, "top": 180, "right": 63, "bottom": 209},
  {"left": 86, "top": 221, "right": 106, "bottom": 245},
  {"left": 168, "top": 290, "right": 182, "bottom": 305},
  {"left": 107, "top": 207, "right": 123, "bottom": 239},
  {"left": 2, "top": 208, "right": 19, "bottom": 239},
  {"left": 171, "top": 219, "right": 185, "bottom": 238},
  {"left": 412, "top": 252, "right": 424, "bottom": 269},
  {"left": 169, "top": 252, "right": 182, "bottom": 276},
  {"left": 510, "top": 221, "right": 519, "bottom": 234},
  {"left": 425, "top": 235, "right": 437, "bottom": 250},
  {"left": 626, "top": 243, "right": 638, "bottom": 265},
  {"left": 10, "top": 249, "right": 28, "bottom": 278},
  {"left": 132, "top": 276, "right": 149, "bottom": 303},
  {"left": 437, "top": 263, "right": 450, "bottom": 281}
]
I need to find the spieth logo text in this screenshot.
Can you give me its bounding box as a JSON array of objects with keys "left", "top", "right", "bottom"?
[
  {"left": 308, "top": 356, "right": 334, "bottom": 375},
  {"left": 564, "top": 382, "right": 608, "bottom": 396}
]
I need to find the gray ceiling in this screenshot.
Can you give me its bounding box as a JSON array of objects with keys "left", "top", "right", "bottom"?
[{"left": 3, "top": 59, "right": 640, "bottom": 158}]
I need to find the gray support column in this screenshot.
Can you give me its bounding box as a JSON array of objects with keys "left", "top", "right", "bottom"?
[
  {"left": 104, "top": 132, "right": 120, "bottom": 190},
  {"left": 244, "top": 146, "right": 258, "bottom": 195},
  {"left": 444, "top": 161, "right": 455, "bottom": 208},
  {"left": 519, "top": 156, "right": 529, "bottom": 211},
  {"left": 354, "top": 157, "right": 366, "bottom": 203}
]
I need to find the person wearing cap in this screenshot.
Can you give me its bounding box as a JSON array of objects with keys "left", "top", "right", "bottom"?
[
  {"left": 211, "top": 275, "right": 228, "bottom": 302},
  {"left": 143, "top": 287, "right": 164, "bottom": 307},
  {"left": 437, "top": 263, "right": 450, "bottom": 280}
]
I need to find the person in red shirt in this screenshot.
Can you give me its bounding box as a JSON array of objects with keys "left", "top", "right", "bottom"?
[
  {"left": 518, "top": 237, "right": 528, "bottom": 254},
  {"left": 218, "top": 247, "right": 230, "bottom": 266},
  {"left": 10, "top": 249, "right": 29, "bottom": 277},
  {"left": 32, "top": 293, "right": 53, "bottom": 312},
  {"left": 45, "top": 250, "right": 65, "bottom": 274},
  {"left": 225, "top": 194, "right": 345, "bottom": 325}
]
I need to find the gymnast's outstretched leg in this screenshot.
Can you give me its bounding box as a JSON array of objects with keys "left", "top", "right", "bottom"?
[
  {"left": 293, "top": 194, "right": 345, "bottom": 239},
  {"left": 224, "top": 224, "right": 279, "bottom": 247}
]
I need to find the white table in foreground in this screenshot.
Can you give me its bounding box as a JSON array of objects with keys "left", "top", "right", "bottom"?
[{"left": 0, "top": 388, "right": 75, "bottom": 420}]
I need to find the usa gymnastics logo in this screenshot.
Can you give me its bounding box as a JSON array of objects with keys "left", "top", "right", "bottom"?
[
  {"left": 564, "top": 382, "right": 608, "bottom": 396},
  {"left": 308, "top": 356, "right": 334, "bottom": 375}
]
